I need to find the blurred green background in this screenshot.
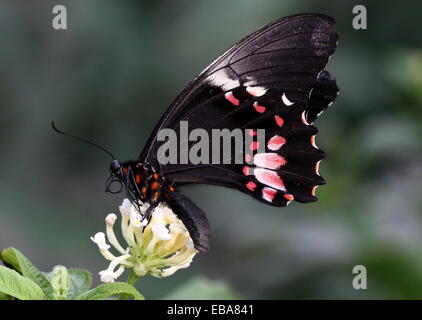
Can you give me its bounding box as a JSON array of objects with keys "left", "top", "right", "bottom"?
[{"left": 1, "top": 0, "right": 422, "bottom": 299}]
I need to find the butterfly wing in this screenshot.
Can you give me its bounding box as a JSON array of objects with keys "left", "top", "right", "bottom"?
[
  {"left": 141, "top": 14, "right": 339, "bottom": 207},
  {"left": 163, "top": 189, "right": 211, "bottom": 252}
]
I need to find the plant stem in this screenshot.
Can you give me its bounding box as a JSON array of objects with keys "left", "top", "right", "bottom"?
[
  {"left": 119, "top": 270, "right": 139, "bottom": 300},
  {"left": 127, "top": 269, "right": 139, "bottom": 286}
]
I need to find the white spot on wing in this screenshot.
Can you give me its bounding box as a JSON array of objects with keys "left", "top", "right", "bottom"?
[
  {"left": 244, "top": 76, "right": 257, "bottom": 86},
  {"left": 208, "top": 70, "right": 240, "bottom": 91},
  {"left": 285, "top": 197, "right": 294, "bottom": 206},
  {"left": 282, "top": 93, "right": 294, "bottom": 106},
  {"left": 246, "top": 86, "right": 267, "bottom": 97},
  {"left": 301, "top": 111, "right": 309, "bottom": 125},
  {"left": 311, "top": 185, "right": 319, "bottom": 196},
  {"left": 315, "top": 160, "right": 321, "bottom": 175},
  {"left": 311, "top": 135, "right": 318, "bottom": 149}
]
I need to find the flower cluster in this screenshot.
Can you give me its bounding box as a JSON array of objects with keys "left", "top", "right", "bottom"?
[{"left": 91, "top": 199, "right": 198, "bottom": 282}]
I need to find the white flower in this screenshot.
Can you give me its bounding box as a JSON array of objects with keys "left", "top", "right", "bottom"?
[
  {"left": 92, "top": 199, "right": 199, "bottom": 282},
  {"left": 90, "top": 232, "right": 110, "bottom": 250},
  {"left": 118, "top": 199, "right": 134, "bottom": 217},
  {"left": 152, "top": 223, "right": 172, "bottom": 241},
  {"left": 99, "top": 269, "right": 116, "bottom": 283},
  {"left": 105, "top": 213, "right": 117, "bottom": 226},
  {"left": 99, "top": 264, "right": 126, "bottom": 283}
]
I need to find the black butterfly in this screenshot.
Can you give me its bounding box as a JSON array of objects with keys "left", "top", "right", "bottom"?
[{"left": 56, "top": 14, "right": 339, "bottom": 252}]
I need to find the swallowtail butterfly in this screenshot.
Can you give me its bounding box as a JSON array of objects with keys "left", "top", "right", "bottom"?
[{"left": 59, "top": 14, "right": 339, "bottom": 252}]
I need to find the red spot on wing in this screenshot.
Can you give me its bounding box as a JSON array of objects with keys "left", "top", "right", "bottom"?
[
  {"left": 283, "top": 194, "right": 294, "bottom": 201},
  {"left": 254, "top": 169, "right": 286, "bottom": 191},
  {"left": 311, "top": 185, "right": 318, "bottom": 196},
  {"left": 253, "top": 101, "right": 266, "bottom": 113},
  {"left": 267, "top": 135, "right": 286, "bottom": 151},
  {"left": 245, "top": 154, "right": 252, "bottom": 163},
  {"left": 242, "top": 166, "right": 252, "bottom": 176},
  {"left": 262, "top": 187, "right": 277, "bottom": 202},
  {"left": 274, "top": 115, "right": 284, "bottom": 127},
  {"left": 225, "top": 91, "right": 240, "bottom": 106},
  {"left": 283, "top": 194, "right": 294, "bottom": 206},
  {"left": 245, "top": 181, "right": 257, "bottom": 191},
  {"left": 247, "top": 129, "right": 257, "bottom": 137},
  {"left": 249, "top": 141, "right": 260, "bottom": 151}
]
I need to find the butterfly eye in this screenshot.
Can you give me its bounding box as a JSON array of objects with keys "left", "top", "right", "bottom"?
[{"left": 110, "top": 160, "right": 121, "bottom": 173}]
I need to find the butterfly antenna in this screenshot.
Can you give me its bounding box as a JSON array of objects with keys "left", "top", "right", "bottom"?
[{"left": 51, "top": 121, "right": 115, "bottom": 160}]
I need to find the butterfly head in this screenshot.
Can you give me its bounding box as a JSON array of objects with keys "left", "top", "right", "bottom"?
[
  {"left": 110, "top": 159, "right": 122, "bottom": 175},
  {"left": 106, "top": 160, "right": 127, "bottom": 195}
]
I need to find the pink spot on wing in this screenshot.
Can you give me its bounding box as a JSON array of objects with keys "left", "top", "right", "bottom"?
[
  {"left": 247, "top": 129, "right": 257, "bottom": 137},
  {"left": 245, "top": 154, "right": 252, "bottom": 163},
  {"left": 242, "top": 166, "right": 252, "bottom": 176},
  {"left": 274, "top": 115, "right": 284, "bottom": 127},
  {"left": 246, "top": 181, "right": 257, "bottom": 191},
  {"left": 267, "top": 135, "right": 286, "bottom": 151},
  {"left": 249, "top": 141, "right": 260, "bottom": 151},
  {"left": 225, "top": 91, "right": 240, "bottom": 106},
  {"left": 254, "top": 169, "right": 286, "bottom": 191},
  {"left": 253, "top": 101, "right": 266, "bottom": 113},
  {"left": 262, "top": 187, "right": 277, "bottom": 202},
  {"left": 254, "top": 153, "right": 286, "bottom": 169}
]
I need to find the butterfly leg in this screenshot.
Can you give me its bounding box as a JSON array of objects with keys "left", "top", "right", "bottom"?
[{"left": 142, "top": 202, "right": 157, "bottom": 223}]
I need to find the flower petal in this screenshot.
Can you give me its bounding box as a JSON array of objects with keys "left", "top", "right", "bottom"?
[
  {"left": 152, "top": 223, "right": 171, "bottom": 241},
  {"left": 90, "top": 232, "right": 110, "bottom": 250}
]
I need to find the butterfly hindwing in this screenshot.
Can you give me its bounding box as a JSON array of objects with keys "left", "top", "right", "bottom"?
[
  {"left": 306, "top": 70, "right": 339, "bottom": 124},
  {"left": 140, "top": 14, "right": 339, "bottom": 208},
  {"left": 160, "top": 86, "right": 325, "bottom": 206},
  {"left": 163, "top": 189, "right": 211, "bottom": 252}
]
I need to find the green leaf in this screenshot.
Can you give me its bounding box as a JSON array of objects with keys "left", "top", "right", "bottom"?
[
  {"left": 1, "top": 247, "right": 54, "bottom": 299},
  {"left": 76, "top": 282, "right": 145, "bottom": 300},
  {"left": 0, "top": 291, "right": 12, "bottom": 300},
  {"left": 162, "top": 276, "right": 238, "bottom": 300},
  {"left": 50, "top": 265, "right": 70, "bottom": 300},
  {"left": 67, "top": 268, "right": 92, "bottom": 300},
  {"left": 0, "top": 266, "right": 45, "bottom": 300}
]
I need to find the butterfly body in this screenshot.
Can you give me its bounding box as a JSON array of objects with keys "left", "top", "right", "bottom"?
[
  {"left": 109, "top": 160, "right": 170, "bottom": 211},
  {"left": 105, "top": 14, "right": 339, "bottom": 252},
  {"left": 108, "top": 159, "right": 211, "bottom": 251}
]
